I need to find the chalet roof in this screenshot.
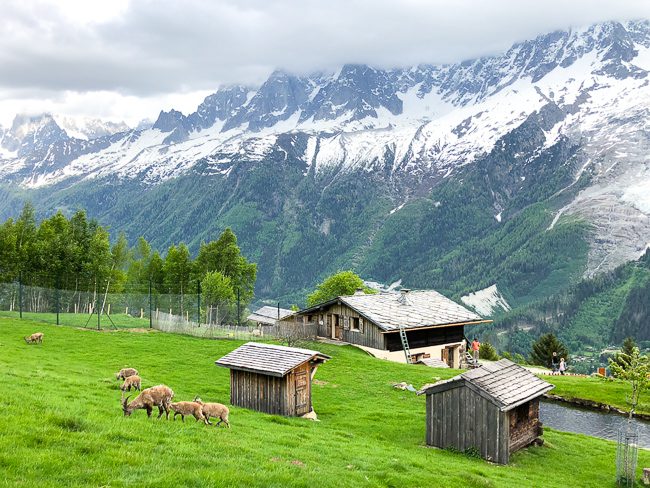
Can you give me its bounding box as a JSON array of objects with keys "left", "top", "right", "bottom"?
[
  {"left": 419, "top": 359, "right": 554, "bottom": 411},
  {"left": 215, "top": 342, "right": 330, "bottom": 377},
  {"left": 247, "top": 306, "right": 293, "bottom": 326},
  {"left": 297, "top": 290, "right": 487, "bottom": 331}
]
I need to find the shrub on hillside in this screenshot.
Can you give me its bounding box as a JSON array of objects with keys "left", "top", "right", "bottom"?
[{"left": 479, "top": 342, "right": 499, "bottom": 361}]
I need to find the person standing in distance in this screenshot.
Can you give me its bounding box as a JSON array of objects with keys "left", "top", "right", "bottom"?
[
  {"left": 471, "top": 337, "right": 480, "bottom": 367},
  {"left": 551, "top": 351, "right": 559, "bottom": 375}
]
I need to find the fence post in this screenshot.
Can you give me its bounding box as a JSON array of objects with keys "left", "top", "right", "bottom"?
[
  {"left": 96, "top": 289, "right": 100, "bottom": 331},
  {"left": 149, "top": 279, "right": 153, "bottom": 329},
  {"left": 237, "top": 288, "right": 241, "bottom": 327},
  {"left": 56, "top": 274, "right": 60, "bottom": 326},
  {"left": 18, "top": 272, "right": 23, "bottom": 319},
  {"left": 197, "top": 280, "right": 201, "bottom": 326}
]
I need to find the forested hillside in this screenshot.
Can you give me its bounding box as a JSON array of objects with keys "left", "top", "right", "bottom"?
[{"left": 485, "top": 249, "right": 650, "bottom": 358}]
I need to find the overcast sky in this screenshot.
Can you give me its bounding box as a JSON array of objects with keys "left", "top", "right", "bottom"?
[{"left": 1, "top": 0, "right": 649, "bottom": 126}]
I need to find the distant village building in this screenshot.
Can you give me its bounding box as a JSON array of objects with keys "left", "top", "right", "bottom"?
[
  {"left": 215, "top": 342, "right": 330, "bottom": 417},
  {"left": 282, "top": 289, "right": 490, "bottom": 368},
  {"left": 419, "top": 359, "right": 554, "bottom": 464},
  {"left": 247, "top": 305, "right": 293, "bottom": 327}
]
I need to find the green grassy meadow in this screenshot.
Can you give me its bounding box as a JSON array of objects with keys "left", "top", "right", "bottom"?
[
  {"left": 0, "top": 311, "right": 150, "bottom": 329},
  {"left": 548, "top": 375, "right": 650, "bottom": 416},
  {"left": 0, "top": 318, "right": 648, "bottom": 487}
]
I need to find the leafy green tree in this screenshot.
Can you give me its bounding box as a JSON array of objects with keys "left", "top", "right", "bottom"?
[
  {"left": 126, "top": 237, "right": 153, "bottom": 293},
  {"left": 611, "top": 337, "right": 638, "bottom": 372},
  {"left": 306, "top": 270, "right": 376, "bottom": 307},
  {"left": 608, "top": 346, "right": 650, "bottom": 419},
  {"left": 0, "top": 219, "right": 17, "bottom": 281},
  {"left": 148, "top": 251, "right": 165, "bottom": 293},
  {"left": 201, "top": 271, "right": 235, "bottom": 324},
  {"left": 479, "top": 342, "right": 499, "bottom": 361},
  {"left": 86, "top": 226, "right": 112, "bottom": 298},
  {"left": 530, "top": 333, "right": 569, "bottom": 367},
  {"left": 14, "top": 202, "right": 36, "bottom": 275},
  {"left": 34, "top": 211, "right": 74, "bottom": 285},
  {"left": 110, "top": 232, "right": 129, "bottom": 292},
  {"left": 164, "top": 243, "right": 193, "bottom": 313},
  {"left": 194, "top": 228, "right": 257, "bottom": 306}
]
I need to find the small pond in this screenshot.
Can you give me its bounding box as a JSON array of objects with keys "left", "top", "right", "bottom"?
[{"left": 540, "top": 400, "right": 650, "bottom": 448}]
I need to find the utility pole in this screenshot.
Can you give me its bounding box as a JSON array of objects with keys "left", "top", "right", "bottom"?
[
  {"left": 237, "top": 288, "right": 241, "bottom": 327},
  {"left": 97, "top": 291, "right": 100, "bottom": 331},
  {"left": 18, "top": 272, "right": 23, "bottom": 319},
  {"left": 149, "top": 278, "right": 153, "bottom": 329},
  {"left": 197, "top": 279, "right": 201, "bottom": 326},
  {"left": 56, "top": 274, "right": 60, "bottom": 326}
]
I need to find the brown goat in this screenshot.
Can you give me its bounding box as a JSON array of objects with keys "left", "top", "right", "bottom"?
[
  {"left": 24, "top": 332, "right": 43, "bottom": 344},
  {"left": 115, "top": 368, "right": 138, "bottom": 380},
  {"left": 120, "top": 375, "right": 141, "bottom": 392},
  {"left": 169, "top": 401, "right": 209, "bottom": 424},
  {"left": 121, "top": 385, "right": 174, "bottom": 418},
  {"left": 194, "top": 396, "right": 230, "bottom": 428}
]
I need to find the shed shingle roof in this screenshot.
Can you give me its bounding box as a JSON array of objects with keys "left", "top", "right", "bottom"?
[
  {"left": 419, "top": 359, "right": 554, "bottom": 411},
  {"left": 298, "top": 290, "right": 487, "bottom": 331},
  {"left": 247, "top": 306, "right": 293, "bottom": 325},
  {"left": 215, "top": 342, "right": 330, "bottom": 377}
]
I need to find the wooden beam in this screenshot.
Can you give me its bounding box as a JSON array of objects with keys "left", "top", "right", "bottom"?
[{"left": 380, "top": 319, "right": 493, "bottom": 334}]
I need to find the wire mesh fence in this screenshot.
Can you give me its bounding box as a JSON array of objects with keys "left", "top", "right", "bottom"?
[
  {"left": 0, "top": 276, "right": 242, "bottom": 331},
  {"left": 0, "top": 276, "right": 315, "bottom": 344}
]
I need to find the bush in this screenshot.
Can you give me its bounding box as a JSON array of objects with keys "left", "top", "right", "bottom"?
[
  {"left": 479, "top": 342, "right": 499, "bottom": 361},
  {"left": 513, "top": 353, "right": 528, "bottom": 365}
]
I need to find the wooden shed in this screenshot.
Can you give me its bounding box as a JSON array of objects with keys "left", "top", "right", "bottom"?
[
  {"left": 215, "top": 342, "right": 330, "bottom": 417},
  {"left": 419, "top": 359, "right": 554, "bottom": 464}
]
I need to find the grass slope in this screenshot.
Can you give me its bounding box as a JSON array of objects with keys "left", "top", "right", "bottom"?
[
  {"left": 0, "top": 318, "right": 647, "bottom": 487},
  {"left": 0, "top": 311, "right": 149, "bottom": 329},
  {"left": 549, "top": 375, "right": 650, "bottom": 415}
]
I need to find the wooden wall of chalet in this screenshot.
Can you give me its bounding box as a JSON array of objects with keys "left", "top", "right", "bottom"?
[
  {"left": 229, "top": 362, "right": 312, "bottom": 417},
  {"left": 306, "top": 302, "right": 386, "bottom": 349},
  {"left": 426, "top": 386, "right": 510, "bottom": 464}
]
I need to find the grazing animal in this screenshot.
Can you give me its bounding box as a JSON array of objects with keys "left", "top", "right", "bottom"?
[
  {"left": 24, "top": 332, "right": 43, "bottom": 344},
  {"left": 120, "top": 375, "right": 141, "bottom": 392},
  {"left": 121, "top": 385, "right": 174, "bottom": 419},
  {"left": 115, "top": 368, "right": 138, "bottom": 380},
  {"left": 194, "top": 396, "right": 230, "bottom": 428},
  {"left": 169, "top": 401, "right": 209, "bottom": 424}
]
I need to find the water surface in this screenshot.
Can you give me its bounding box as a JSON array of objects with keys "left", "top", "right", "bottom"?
[{"left": 540, "top": 400, "right": 650, "bottom": 448}]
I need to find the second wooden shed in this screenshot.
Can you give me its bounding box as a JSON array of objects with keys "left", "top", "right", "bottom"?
[
  {"left": 418, "top": 359, "right": 554, "bottom": 464},
  {"left": 215, "top": 342, "right": 330, "bottom": 417}
]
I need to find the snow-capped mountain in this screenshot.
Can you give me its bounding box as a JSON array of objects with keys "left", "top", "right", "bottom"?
[
  {"left": 54, "top": 116, "right": 130, "bottom": 141},
  {"left": 1, "top": 20, "right": 650, "bottom": 299}
]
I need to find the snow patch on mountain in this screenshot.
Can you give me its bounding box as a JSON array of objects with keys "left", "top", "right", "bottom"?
[
  {"left": 461, "top": 284, "right": 511, "bottom": 317},
  {"left": 54, "top": 116, "right": 130, "bottom": 140}
]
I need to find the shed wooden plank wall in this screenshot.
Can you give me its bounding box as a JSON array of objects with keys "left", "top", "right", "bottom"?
[
  {"left": 230, "top": 363, "right": 313, "bottom": 417},
  {"left": 426, "top": 387, "right": 510, "bottom": 464},
  {"left": 231, "top": 370, "right": 288, "bottom": 415}
]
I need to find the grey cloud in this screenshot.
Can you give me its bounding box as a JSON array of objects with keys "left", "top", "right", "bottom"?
[{"left": 1, "top": 0, "right": 650, "bottom": 97}]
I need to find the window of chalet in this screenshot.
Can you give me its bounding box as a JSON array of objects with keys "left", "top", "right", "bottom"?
[{"left": 350, "top": 317, "right": 360, "bottom": 331}]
